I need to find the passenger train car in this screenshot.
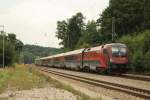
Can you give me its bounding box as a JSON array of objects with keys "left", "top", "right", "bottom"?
[{"left": 35, "top": 43, "right": 129, "bottom": 74}]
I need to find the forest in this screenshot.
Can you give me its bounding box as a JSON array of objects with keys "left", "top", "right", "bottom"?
[{"left": 22, "top": 45, "right": 61, "bottom": 64}]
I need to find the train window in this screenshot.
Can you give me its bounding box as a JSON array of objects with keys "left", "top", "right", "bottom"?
[
  {"left": 112, "top": 46, "right": 127, "bottom": 57},
  {"left": 120, "top": 47, "right": 127, "bottom": 56},
  {"left": 54, "top": 58, "right": 59, "bottom": 62},
  {"left": 65, "top": 55, "right": 77, "bottom": 60},
  {"left": 120, "top": 47, "right": 126, "bottom": 53},
  {"left": 112, "top": 47, "right": 119, "bottom": 56}
]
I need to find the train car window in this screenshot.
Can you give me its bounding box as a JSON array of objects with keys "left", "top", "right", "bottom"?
[
  {"left": 65, "top": 55, "right": 77, "bottom": 60},
  {"left": 53, "top": 58, "right": 59, "bottom": 62}
]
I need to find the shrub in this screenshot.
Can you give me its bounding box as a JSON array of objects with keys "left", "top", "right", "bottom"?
[{"left": 119, "top": 30, "right": 150, "bottom": 73}]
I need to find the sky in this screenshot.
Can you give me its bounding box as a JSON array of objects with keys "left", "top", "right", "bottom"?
[{"left": 0, "top": 0, "right": 109, "bottom": 48}]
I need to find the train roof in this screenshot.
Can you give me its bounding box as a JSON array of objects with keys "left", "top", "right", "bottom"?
[
  {"left": 106, "top": 43, "right": 127, "bottom": 47},
  {"left": 38, "top": 43, "right": 127, "bottom": 60},
  {"left": 39, "top": 48, "right": 84, "bottom": 60}
]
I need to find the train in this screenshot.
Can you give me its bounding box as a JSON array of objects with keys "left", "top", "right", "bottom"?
[{"left": 35, "top": 43, "right": 129, "bottom": 74}]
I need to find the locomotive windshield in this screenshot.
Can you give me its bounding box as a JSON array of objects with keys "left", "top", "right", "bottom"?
[{"left": 112, "top": 46, "right": 127, "bottom": 57}]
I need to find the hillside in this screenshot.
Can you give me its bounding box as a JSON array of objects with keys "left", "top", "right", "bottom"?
[{"left": 22, "top": 44, "right": 62, "bottom": 64}]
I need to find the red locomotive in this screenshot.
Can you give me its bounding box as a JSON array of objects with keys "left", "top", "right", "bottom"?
[{"left": 35, "top": 43, "right": 129, "bottom": 74}]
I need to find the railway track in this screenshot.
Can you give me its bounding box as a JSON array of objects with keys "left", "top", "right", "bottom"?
[
  {"left": 36, "top": 66, "right": 150, "bottom": 100},
  {"left": 121, "top": 74, "right": 150, "bottom": 82},
  {"left": 79, "top": 70, "right": 150, "bottom": 82}
]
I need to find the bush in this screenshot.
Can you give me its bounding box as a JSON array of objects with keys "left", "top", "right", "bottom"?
[{"left": 119, "top": 30, "right": 150, "bottom": 73}]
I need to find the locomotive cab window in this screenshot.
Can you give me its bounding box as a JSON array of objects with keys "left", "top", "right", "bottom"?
[{"left": 112, "top": 46, "right": 127, "bottom": 57}]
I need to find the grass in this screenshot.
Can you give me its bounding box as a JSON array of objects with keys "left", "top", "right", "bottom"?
[
  {"left": 0, "top": 64, "right": 102, "bottom": 100},
  {"left": 0, "top": 64, "right": 48, "bottom": 93}
]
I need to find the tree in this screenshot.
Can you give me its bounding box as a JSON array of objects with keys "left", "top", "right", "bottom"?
[
  {"left": 97, "top": 0, "right": 148, "bottom": 41},
  {"left": 67, "top": 12, "right": 85, "bottom": 49},
  {"left": 56, "top": 20, "right": 68, "bottom": 48},
  {"left": 0, "top": 35, "right": 15, "bottom": 66},
  {"left": 8, "top": 33, "right": 16, "bottom": 43},
  {"left": 56, "top": 12, "right": 85, "bottom": 50},
  {"left": 119, "top": 30, "right": 150, "bottom": 73},
  {"left": 76, "top": 20, "right": 104, "bottom": 48},
  {"left": 143, "top": 0, "right": 150, "bottom": 29},
  {"left": 0, "top": 33, "right": 23, "bottom": 67}
]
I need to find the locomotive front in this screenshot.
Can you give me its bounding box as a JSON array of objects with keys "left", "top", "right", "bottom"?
[{"left": 105, "top": 43, "right": 129, "bottom": 73}]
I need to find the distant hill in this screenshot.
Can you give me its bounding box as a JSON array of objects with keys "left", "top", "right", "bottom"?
[{"left": 22, "top": 44, "right": 62, "bottom": 64}]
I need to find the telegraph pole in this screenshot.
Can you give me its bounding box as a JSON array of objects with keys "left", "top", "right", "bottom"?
[
  {"left": 112, "top": 17, "right": 115, "bottom": 42},
  {"left": 0, "top": 25, "right": 4, "bottom": 68}
]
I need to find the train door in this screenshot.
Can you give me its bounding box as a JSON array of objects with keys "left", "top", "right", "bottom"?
[{"left": 103, "top": 48, "right": 110, "bottom": 68}]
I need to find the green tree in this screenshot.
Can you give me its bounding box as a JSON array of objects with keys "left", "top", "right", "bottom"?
[
  {"left": 119, "top": 30, "right": 150, "bottom": 73},
  {"left": 56, "top": 20, "right": 68, "bottom": 48},
  {"left": 67, "top": 12, "right": 85, "bottom": 49},
  {"left": 56, "top": 12, "right": 85, "bottom": 50},
  {"left": 76, "top": 20, "right": 104, "bottom": 48},
  {"left": 143, "top": 0, "right": 150, "bottom": 29},
  {"left": 0, "top": 35, "right": 15, "bottom": 66},
  {"left": 97, "top": 0, "right": 149, "bottom": 41},
  {"left": 0, "top": 33, "right": 23, "bottom": 67}
]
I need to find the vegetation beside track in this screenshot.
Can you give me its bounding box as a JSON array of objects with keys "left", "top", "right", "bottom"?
[
  {"left": 119, "top": 30, "right": 150, "bottom": 74},
  {"left": 0, "top": 34, "right": 23, "bottom": 67},
  {"left": 0, "top": 64, "right": 102, "bottom": 100},
  {"left": 0, "top": 64, "right": 47, "bottom": 93}
]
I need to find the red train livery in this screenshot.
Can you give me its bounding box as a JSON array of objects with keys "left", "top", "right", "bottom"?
[{"left": 35, "top": 43, "right": 129, "bottom": 74}]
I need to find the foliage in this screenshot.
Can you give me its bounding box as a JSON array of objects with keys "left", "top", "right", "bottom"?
[
  {"left": 0, "top": 33, "right": 23, "bottom": 67},
  {"left": 22, "top": 45, "right": 62, "bottom": 64},
  {"left": 56, "top": 20, "right": 68, "bottom": 48},
  {"left": 76, "top": 20, "right": 104, "bottom": 48},
  {"left": 97, "top": 0, "right": 150, "bottom": 41},
  {"left": 119, "top": 30, "right": 150, "bottom": 73},
  {"left": 56, "top": 12, "right": 85, "bottom": 50},
  {"left": 56, "top": 15, "right": 105, "bottom": 50},
  {"left": 0, "top": 39, "right": 15, "bottom": 66}
]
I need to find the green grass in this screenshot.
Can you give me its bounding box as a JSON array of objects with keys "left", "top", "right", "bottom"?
[
  {"left": 0, "top": 64, "right": 48, "bottom": 93},
  {"left": 0, "top": 64, "right": 102, "bottom": 100}
]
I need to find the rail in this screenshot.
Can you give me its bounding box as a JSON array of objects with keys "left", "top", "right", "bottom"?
[{"left": 36, "top": 66, "right": 150, "bottom": 99}]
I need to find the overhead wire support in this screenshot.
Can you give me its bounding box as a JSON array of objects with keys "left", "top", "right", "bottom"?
[
  {"left": 0, "top": 25, "right": 5, "bottom": 68},
  {"left": 112, "top": 17, "right": 115, "bottom": 42}
]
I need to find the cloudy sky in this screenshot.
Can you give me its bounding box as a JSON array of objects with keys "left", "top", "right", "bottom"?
[{"left": 0, "top": 0, "right": 109, "bottom": 48}]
